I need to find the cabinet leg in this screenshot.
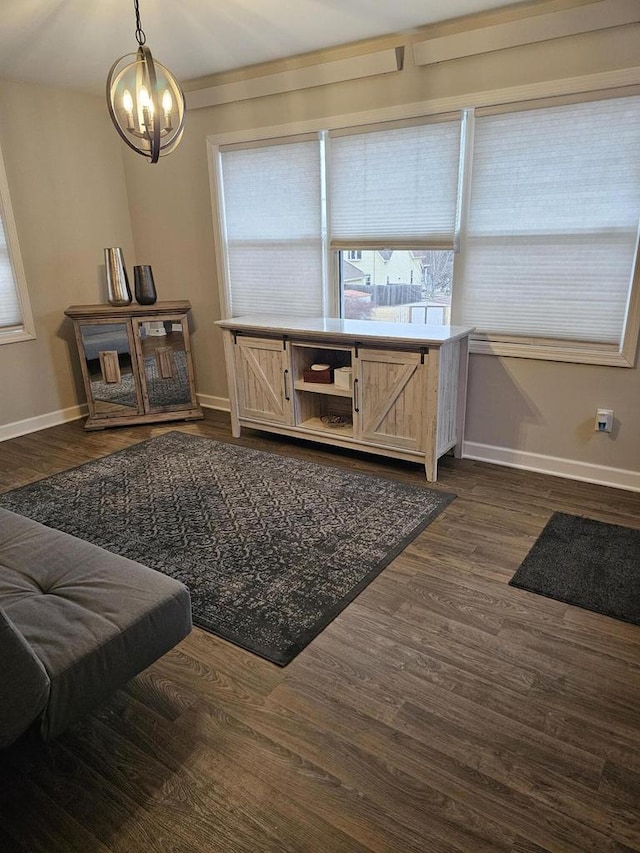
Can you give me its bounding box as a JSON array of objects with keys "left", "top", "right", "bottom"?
[{"left": 424, "top": 456, "right": 437, "bottom": 482}]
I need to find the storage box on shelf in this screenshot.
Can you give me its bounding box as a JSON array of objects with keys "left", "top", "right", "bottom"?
[{"left": 217, "top": 316, "right": 473, "bottom": 481}]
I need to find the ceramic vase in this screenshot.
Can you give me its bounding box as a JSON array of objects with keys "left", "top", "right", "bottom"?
[{"left": 133, "top": 265, "right": 158, "bottom": 305}]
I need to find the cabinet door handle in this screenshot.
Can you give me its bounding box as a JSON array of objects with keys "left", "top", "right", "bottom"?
[
  {"left": 283, "top": 368, "right": 290, "bottom": 401},
  {"left": 353, "top": 377, "right": 359, "bottom": 413}
]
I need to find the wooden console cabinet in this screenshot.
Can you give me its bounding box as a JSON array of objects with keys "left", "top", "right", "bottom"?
[
  {"left": 66, "top": 301, "right": 203, "bottom": 430},
  {"left": 217, "top": 316, "right": 473, "bottom": 481}
]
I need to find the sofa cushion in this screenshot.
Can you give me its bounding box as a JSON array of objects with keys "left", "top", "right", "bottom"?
[
  {"left": 0, "top": 606, "right": 50, "bottom": 748},
  {"left": 0, "top": 508, "right": 191, "bottom": 740}
]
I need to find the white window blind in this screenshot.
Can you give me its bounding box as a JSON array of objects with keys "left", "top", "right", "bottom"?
[
  {"left": 457, "top": 96, "right": 640, "bottom": 344},
  {"left": 329, "top": 118, "right": 462, "bottom": 247},
  {"left": 0, "top": 213, "right": 21, "bottom": 329},
  {"left": 219, "top": 138, "right": 324, "bottom": 318}
]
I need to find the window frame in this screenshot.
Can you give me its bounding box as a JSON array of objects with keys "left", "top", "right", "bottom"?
[
  {"left": 208, "top": 71, "right": 640, "bottom": 367},
  {"left": 0, "top": 141, "right": 34, "bottom": 345}
]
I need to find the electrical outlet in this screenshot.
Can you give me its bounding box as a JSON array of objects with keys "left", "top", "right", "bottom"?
[{"left": 595, "top": 408, "right": 614, "bottom": 433}]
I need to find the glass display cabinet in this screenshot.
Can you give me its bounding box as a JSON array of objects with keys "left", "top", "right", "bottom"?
[{"left": 65, "top": 301, "right": 203, "bottom": 430}]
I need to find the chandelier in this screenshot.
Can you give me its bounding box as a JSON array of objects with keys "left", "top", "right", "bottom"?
[{"left": 106, "top": 0, "right": 185, "bottom": 163}]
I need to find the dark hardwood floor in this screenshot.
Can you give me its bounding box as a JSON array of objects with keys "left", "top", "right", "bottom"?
[{"left": 1, "top": 411, "right": 640, "bottom": 852}]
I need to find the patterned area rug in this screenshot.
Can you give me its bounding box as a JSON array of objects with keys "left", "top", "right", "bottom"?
[{"left": 0, "top": 432, "right": 454, "bottom": 665}]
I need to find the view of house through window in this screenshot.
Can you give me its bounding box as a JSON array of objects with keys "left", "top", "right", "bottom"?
[{"left": 340, "top": 250, "right": 454, "bottom": 324}]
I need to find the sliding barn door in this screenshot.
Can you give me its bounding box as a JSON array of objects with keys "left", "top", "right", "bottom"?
[
  {"left": 233, "top": 336, "right": 293, "bottom": 425},
  {"left": 355, "top": 348, "right": 424, "bottom": 451}
]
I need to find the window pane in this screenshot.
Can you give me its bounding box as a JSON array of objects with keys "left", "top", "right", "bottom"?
[
  {"left": 330, "top": 119, "right": 461, "bottom": 245},
  {"left": 220, "top": 139, "right": 324, "bottom": 317},
  {"left": 341, "top": 250, "right": 453, "bottom": 324},
  {"left": 0, "top": 215, "right": 21, "bottom": 329},
  {"left": 456, "top": 96, "right": 640, "bottom": 343}
]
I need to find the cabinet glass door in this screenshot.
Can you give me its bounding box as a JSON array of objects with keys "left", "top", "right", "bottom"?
[
  {"left": 135, "top": 319, "right": 194, "bottom": 411},
  {"left": 80, "top": 322, "right": 141, "bottom": 415}
]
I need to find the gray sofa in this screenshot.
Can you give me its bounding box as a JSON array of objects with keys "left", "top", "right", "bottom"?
[{"left": 0, "top": 507, "right": 192, "bottom": 747}]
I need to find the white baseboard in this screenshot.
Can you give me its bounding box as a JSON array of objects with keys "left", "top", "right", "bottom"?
[
  {"left": 0, "top": 404, "right": 87, "bottom": 443},
  {"left": 463, "top": 440, "right": 640, "bottom": 493},
  {"left": 0, "top": 396, "right": 228, "bottom": 444},
  {"left": 3, "top": 401, "right": 636, "bottom": 493},
  {"left": 197, "top": 394, "right": 230, "bottom": 412}
]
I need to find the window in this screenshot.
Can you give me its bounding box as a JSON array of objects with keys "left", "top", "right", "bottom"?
[
  {"left": 0, "top": 143, "right": 34, "bottom": 344},
  {"left": 329, "top": 117, "right": 461, "bottom": 248},
  {"left": 212, "top": 90, "right": 640, "bottom": 365},
  {"left": 456, "top": 95, "right": 640, "bottom": 362},
  {"left": 218, "top": 136, "right": 324, "bottom": 317}
]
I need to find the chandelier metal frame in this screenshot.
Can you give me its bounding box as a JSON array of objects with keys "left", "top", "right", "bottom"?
[{"left": 106, "top": 0, "right": 185, "bottom": 163}]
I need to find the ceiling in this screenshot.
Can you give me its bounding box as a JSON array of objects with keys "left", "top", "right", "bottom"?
[{"left": 0, "top": 0, "right": 520, "bottom": 95}]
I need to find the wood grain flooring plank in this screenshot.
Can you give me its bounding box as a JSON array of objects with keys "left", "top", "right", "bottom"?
[
  {"left": 369, "top": 565, "right": 507, "bottom": 636},
  {"left": 14, "top": 739, "right": 182, "bottom": 853},
  {"left": 395, "top": 700, "right": 640, "bottom": 851},
  {"left": 264, "top": 677, "right": 609, "bottom": 853},
  {"left": 179, "top": 701, "right": 508, "bottom": 853},
  {"left": 56, "top": 714, "right": 281, "bottom": 853},
  {"left": 0, "top": 823, "right": 31, "bottom": 853},
  {"left": 345, "top": 597, "right": 561, "bottom": 692},
  {"left": 324, "top": 601, "right": 538, "bottom": 696},
  {"left": 2, "top": 413, "right": 640, "bottom": 851},
  {"left": 0, "top": 768, "right": 112, "bottom": 853},
  {"left": 600, "top": 763, "right": 640, "bottom": 812},
  {"left": 286, "top": 676, "right": 635, "bottom": 853},
  {"left": 180, "top": 625, "right": 287, "bottom": 698},
  {"left": 94, "top": 686, "right": 379, "bottom": 853},
  {"left": 207, "top": 675, "right": 519, "bottom": 853},
  {"left": 123, "top": 662, "right": 201, "bottom": 721},
  {"left": 530, "top": 671, "right": 640, "bottom": 737},
  {"left": 498, "top": 619, "right": 640, "bottom": 702},
  {"left": 509, "top": 839, "right": 555, "bottom": 853},
  {"left": 186, "top": 708, "right": 430, "bottom": 853}
]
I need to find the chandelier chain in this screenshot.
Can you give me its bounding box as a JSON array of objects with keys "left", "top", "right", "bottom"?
[{"left": 133, "top": 0, "right": 146, "bottom": 46}]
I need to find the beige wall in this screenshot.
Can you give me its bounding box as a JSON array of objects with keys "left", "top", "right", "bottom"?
[
  {"left": 0, "top": 80, "right": 134, "bottom": 428},
  {"left": 1, "top": 19, "right": 639, "bottom": 480},
  {"left": 122, "top": 124, "right": 220, "bottom": 405},
  {"left": 123, "top": 24, "right": 640, "bottom": 477}
]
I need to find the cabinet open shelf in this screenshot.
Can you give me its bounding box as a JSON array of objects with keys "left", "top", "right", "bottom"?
[
  {"left": 293, "top": 380, "right": 352, "bottom": 398},
  {"left": 298, "top": 417, "right": 354, "bottom": 437}
]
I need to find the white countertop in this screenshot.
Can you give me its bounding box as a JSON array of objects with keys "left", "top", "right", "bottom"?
[{"left": 216, "top": 315, "right": 474, "bottom": 347}]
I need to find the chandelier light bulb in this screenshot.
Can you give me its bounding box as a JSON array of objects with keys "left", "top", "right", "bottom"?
[
  {"left": 106, "top": 0, "right": 185, "bottom": 163},
  {"left": 122, "top": 89, "right": 134, "bottom": 114},
  {"left": 139, "top": 86, "right": 151, "bottom": 111}
]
